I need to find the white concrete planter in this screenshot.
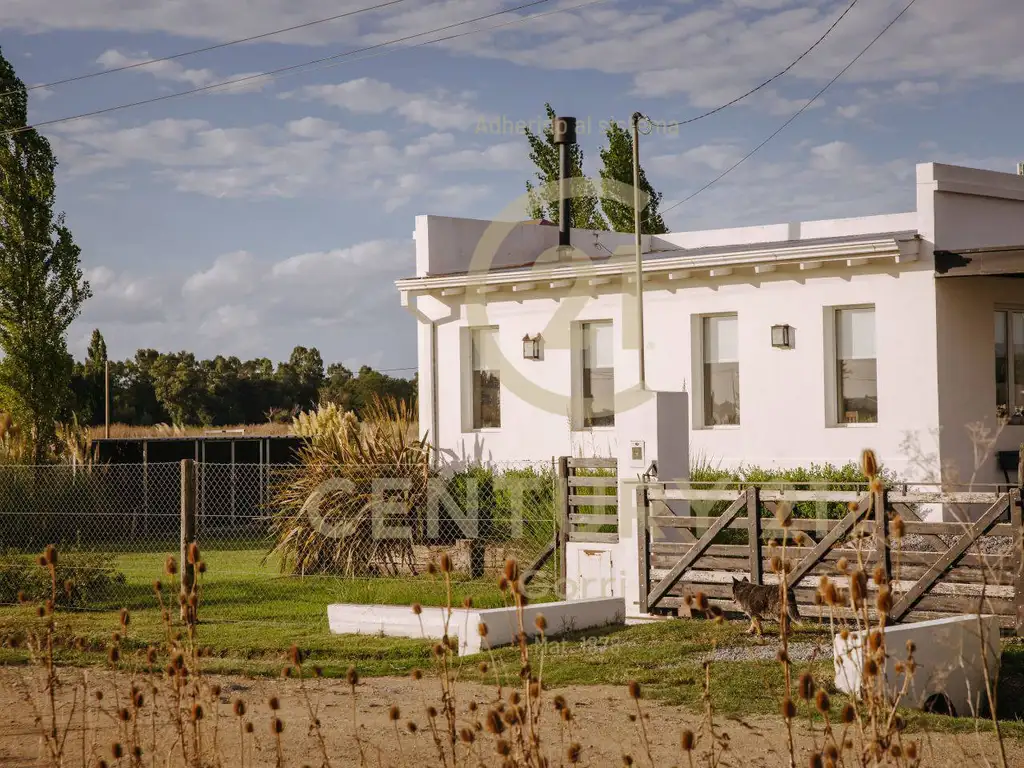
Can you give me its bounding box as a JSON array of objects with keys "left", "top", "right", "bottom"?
[
  {"left": 327, "top": 597, "right": 625, "bottom": 656},
  {"left": 833, "top": 614, "right": 1002, "bottom": 717}
]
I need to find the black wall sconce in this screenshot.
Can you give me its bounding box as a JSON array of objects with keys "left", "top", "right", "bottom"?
[
  {"left": 522, "top": 334, "right": 541, "bottom": 360},
  {"left": 771, "top": 324, "right": 793, "bottom": 349}
]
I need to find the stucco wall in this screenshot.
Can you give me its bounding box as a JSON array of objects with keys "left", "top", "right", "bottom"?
[{"left": 429, "top": 263, "right": 942, "bottom": 479}]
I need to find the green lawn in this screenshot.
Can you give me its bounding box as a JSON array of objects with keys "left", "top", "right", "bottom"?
[
  {"left": 3, "top": 546, "right": 1024, "bottom": 738},
  {"left": 0, "top": 545, "right": 556, "bottom": 676}
]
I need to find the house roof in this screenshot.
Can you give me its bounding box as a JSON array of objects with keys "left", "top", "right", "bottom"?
[{"left": 395, "top": 229, "right": 923, "bottom": 298}]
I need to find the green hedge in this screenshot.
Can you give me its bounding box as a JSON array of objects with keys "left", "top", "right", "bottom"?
[{"left": 690, "top": 459, "right": 897, "bottom": 520}]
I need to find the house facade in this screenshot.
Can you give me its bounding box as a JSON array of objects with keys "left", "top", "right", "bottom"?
[{"left": 396, "top": 162, "right": 1024, "bottom": 489}]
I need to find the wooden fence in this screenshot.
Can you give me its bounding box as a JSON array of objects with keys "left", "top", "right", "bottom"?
[
  {"left": 638, "top": 484, "right": 1024, "bottom": 634},
  {"left": 522, "top": 456, "right": 619, "bottom": 595}
]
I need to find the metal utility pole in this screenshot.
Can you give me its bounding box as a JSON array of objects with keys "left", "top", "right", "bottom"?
[
  {"left": 104, "top": 360, "right": 110, "bottom": 438},
  {"left": 552, "top": 116, "right": 577, "bottom": 251},
  {"left": 631, "top": 112, "right": 647, "bottom": 389}
]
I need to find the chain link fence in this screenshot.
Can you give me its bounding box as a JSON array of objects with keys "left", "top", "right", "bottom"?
[{"left": 0, "top": 460, "right": 564, "bottom": 618}]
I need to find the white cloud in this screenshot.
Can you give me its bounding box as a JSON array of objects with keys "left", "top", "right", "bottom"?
[
  {"left": 182, "top": 250, "right": 256, "bottom": 301},
  {"left": 80, "top": 266, "right": 165, "bottom": 324},
  {"left": 6, "top": 0, "right": 1024, "bottom": 114},
  {"left": 286, "top": 77, "right": 496, "bottom": 131},
  {"left": 810, "top": 140, "right": 858, "bottom": 172},
  {"left": 71, "top": 237, "right": 417, "bottom": 361},
  {"left": 198, "top": 304, "right": 261, "bottom": 339},
  {"left": 650, "top": 143, "right": 746, "bottom": 175},
  {"left": 48, "top": 113, "right": 500, "bottom": 206},
  {"left": 97, "top": 49, "right": 215, "bottom": 87},
  {"left": 431, "top": 141, "right": 529, "bottom": 171},
  {"left": 95, "top": 49, "right": 271, "bottom": 93}
]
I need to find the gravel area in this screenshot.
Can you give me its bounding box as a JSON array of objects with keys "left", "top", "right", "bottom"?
[
  {"left": 705, "top": 640, "right": 825, "bottom": 663},
  {"left": 899, "top": 532, "right": 1013, "bottom": 555}
]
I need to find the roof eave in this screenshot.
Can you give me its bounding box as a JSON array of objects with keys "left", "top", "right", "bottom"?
[{"left": 395, "top": 232, "right": 921, "bottom": 296}]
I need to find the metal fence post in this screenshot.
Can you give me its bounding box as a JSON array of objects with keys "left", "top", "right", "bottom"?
[
  {"left": 636, "top": 485, "right": 649, "bottom": 614},
  {"left": 180, "top": 459, "right": 196, "bottom": 620},
  {"left": 556, "top": 456, "right": 569, "bottom": 599},
  {"left": 1012, "top": 485, "right": 1024, "bottom": 637}
]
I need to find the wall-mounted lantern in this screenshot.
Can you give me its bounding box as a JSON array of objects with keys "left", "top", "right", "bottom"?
[
  {"left": 522, "top": 334, "right": 541, "bottom": 360},
  {"left": 771, "top": 324, "right": 793, "bottom": 349}
]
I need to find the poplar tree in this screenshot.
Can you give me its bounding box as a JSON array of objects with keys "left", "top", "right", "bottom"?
[{"left": 0, "top": 47, "right": 91, "bottom": 461}]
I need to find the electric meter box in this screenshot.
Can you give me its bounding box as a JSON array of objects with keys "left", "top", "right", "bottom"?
[{"left": 629, "top": 440, "right": 645, "bottom": 469}]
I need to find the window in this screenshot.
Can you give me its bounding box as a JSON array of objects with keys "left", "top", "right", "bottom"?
[
  {"left": 580, "top": 321, "right": 614, "bottom": 428},
  {"left": 835, "top": 307, "right": 877, "bottom": 424},
  {"left": 470, "top": 327, "right": 500, "bottom": 429},
  {"left": 702, "top": 314, "right": 740, "bottom": 426},
  {"left": 995, "top": 310, "right": 1024, "bottom": 424}
]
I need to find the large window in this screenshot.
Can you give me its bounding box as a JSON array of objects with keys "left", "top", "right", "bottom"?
[
  {"left": 580, "top": 321, "right": 614, "bottom": 428},
  {"left": 835, "top": 307, "right": 877, "bottom": 424},
  {"left": 995, "top": 310, "right": 1024, "bottom": 424},
  {"left": 470, "top": 327, "right": 500, "bottom": 429},
  {"left": 702, "top": 314, "right": 740, "bottom": 426}
]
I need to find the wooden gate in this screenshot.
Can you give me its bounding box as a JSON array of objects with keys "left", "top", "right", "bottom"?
[{"left": 638, "top": 484, "right": 1024, "bottom": 634}]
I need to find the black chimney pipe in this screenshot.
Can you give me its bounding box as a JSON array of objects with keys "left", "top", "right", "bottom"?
[{"left": 552, "top": 116, "right": 577, "bottom": 248}]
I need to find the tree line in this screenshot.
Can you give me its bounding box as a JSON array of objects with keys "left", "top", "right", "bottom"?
[{"left": 68, "top": 330, "right": 416, "bottom": 428}]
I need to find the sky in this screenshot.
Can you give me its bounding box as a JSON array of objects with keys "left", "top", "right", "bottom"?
[{"left": 2, "top": 0, "right": 1022, "bottom": 374}]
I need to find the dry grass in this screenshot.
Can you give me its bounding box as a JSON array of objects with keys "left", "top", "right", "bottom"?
[
  {"left": 87, "top": 423, "right": 296, "bottom": 439},
  {"left": 7, "top": 448, "right": 1019, "bottom": 767}
]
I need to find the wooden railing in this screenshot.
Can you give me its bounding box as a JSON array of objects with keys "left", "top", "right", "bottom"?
[{"left": 639, "top": 483, "right": 1024, "bottom": 633}]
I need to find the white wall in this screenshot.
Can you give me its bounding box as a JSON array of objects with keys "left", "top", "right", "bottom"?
[{"left": 429, "top": 262, "right": 942, "bottom": 479}]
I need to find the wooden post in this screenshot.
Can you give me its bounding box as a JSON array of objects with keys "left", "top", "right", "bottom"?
[
  {"left": 875, "top": 485, "right": 891, "bottom": 594},
  {"left": 636, "top": 485, "right": 649, "bottom": 614},
  {"left": 556, "top": 457, "right": 570, "bottom": 600},
  {"left": 180, "top": 459, "right": 196, "bottom": 621},
  {"left": 104, "top": 360, "right": 110, "bottom": 439},
  {"left": 747, "top": 486, "right": 762, "bottom": 585}
]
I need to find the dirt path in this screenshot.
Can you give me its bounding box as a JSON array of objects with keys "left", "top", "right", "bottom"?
[{"left": 1, "top": 667, "right": 1019, "bottom": 767}]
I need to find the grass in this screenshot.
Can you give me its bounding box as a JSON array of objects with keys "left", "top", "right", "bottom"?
[
  {"left": 4, "top": 560, "right": 1023, "bottom": 742},
  {"left": 0, "top": 545, "right": 555, "bottom": 677}
]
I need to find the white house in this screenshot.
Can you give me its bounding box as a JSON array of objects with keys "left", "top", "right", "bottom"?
[{"left": 396, "top": 161, "right": 1024, "bottom": 490}]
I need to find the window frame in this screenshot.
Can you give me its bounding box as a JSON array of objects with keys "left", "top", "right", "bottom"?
[
  {"left": 826, "top": 304, "right": 878, "bottom": 427},
  {"left": 572, "top": 319, "right": 615, "bottom": 431},
  {"left": 695, "top": 312, "right": 740, "bottom": 429},
  {"left": 464, "top": 325, "right": 502, "bottom": 432},
  {"left": 994, "top": 306, "right": 1024, "bottom": 425}
]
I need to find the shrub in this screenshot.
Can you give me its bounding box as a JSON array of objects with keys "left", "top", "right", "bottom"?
[
  {"left": 690, "top": 459, "right": 900, "bottom": 519},
  {"left": 0, "top": 549, "right": 126, "bottom": 607},
  {"left": 688, "top": 458, "right": 905, "bottom": 545},
  {"left": 268, "top": 395, "right": 432, "bottom": 577}
]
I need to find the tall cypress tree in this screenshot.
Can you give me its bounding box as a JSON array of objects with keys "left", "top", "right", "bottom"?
[
  {"left": 523, "top": 104, "right": 607, "bottom": 230},
  {"left": 0, "top": 47, "right": 91, "bottom": 461},
  {"left": 598, "top": 120, "right": 668, "bottom": 235}
]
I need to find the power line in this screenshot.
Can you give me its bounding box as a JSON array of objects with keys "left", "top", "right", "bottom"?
[
  {"left": 2, "top": 0, "right": 414, "bottom": 98},
  {"left": 652, "top": 0, "right": 920, "bottom": 222},
  {"left": 2, "top": 0, "right": 610, "bottom": 137},
  {"left": 263, "top": 0, "right": 610, "bottom": 84},
  {"left": 648, "top": 0, "right": 860, "bottom": 129}
]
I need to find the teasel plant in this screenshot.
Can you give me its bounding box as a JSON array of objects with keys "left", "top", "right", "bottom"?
[{"left": 19, "top": 545, "right": 76, "bottom": 768}]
